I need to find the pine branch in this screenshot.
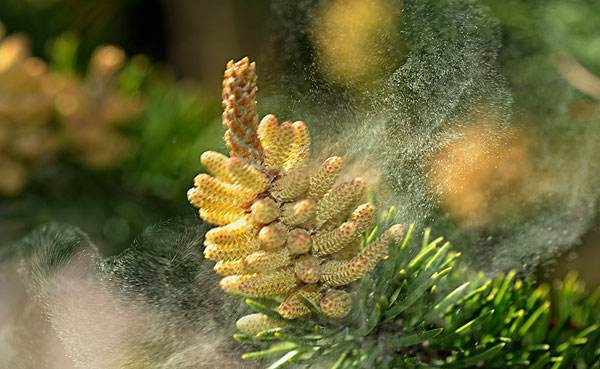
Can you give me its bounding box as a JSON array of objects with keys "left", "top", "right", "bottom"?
[{"left": 233, "top": 221, "right": 600, "bottom": 369}]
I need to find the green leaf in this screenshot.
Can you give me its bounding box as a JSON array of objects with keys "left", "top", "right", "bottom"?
[
  {"left": 529, "top": 353, "right": 551, "bottom": 369},
  {"left": 388, "top": 284, "right": 404, "bottom": 308},
  {"left": 366, "top": 226, "right": 380, "bottom": 243},
  {"left": 518, "top": 301, "right": 550, "bottom": 336},
  {"left": 387, "top": 328, "right": 444, "bottom": 347},
  {"left": 424, "top": 242, "right": 451, "bottom": 271},
  {"left": 433, "top": 282, "right": 471, "bottom": 314},
  {"left": 242, "top": 342, "right": 298, "bottom": 360},
  {"left": 383, "top": 274, "right": 437, "bottom": 321},
  {"left": 455, "top": 309, "right": 495, "bottom": 334},
  {"left": 256, "top": 328, "right": 285, "bottom": 340},
  {"left": 409, "top": 241, "right": 438, "bottom": 270},
  {"left": 384, "top": 244, "right": 456, "bottom": 321},
  {"left": 399, "top": 223, "right": 415, "bottom": 251},
  {"left": 527, "top": 344, "right": 550, "bottom": 351},
  {"left": 456, "top": 280, "right": 492, "bottom": 306},
  {"left": 329, "top": 350, "right": 350, "bottom": 369},
  {"left": 233, "top": 333, "right": 253, "bottom": 343},
  {"left": 266, "top": 350, "right": 302, "bottom": 369},
  {"left": 245, "top": 299, "right": 282, "bottom": 320},
  {"left": 445, "top": 343, "right": 506, "bottom": 368},
  {"left": 362, "top": 299, "right": 385, "bottom": 335},
  {"left": 421, "top": 228, "right": 431, "bottom": 249},
  {"left": 494, "top": 270, "right": 517, "bottom": 307},
  {"left": 576, "top": 324, "right": 598, "bottom": 338},
  {"left": 298, "top": 293, "right": 324, "bottom": 318},
  {"left": 49, "top": 32, "right": 79, "bottom": 74}
]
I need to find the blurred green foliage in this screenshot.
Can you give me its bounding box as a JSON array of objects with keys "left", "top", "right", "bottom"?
[
  {"left": 0, "top": 0, "right": 165, "bottom": 62},
  {"left": 0, "top": 23, "right": 221, "bottom": 252},
  {"left": 128, "top": 81, "right": 222, "bottom": 205}
]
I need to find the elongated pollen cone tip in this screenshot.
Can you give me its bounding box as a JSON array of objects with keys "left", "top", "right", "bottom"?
[
  {"left": 260, "top": 114, "right": 277, "bottom": 124},
  {"left": 227, "top": 156, "right": 241, "bottom": 167},
  {"left": 340, "top": 221, "right": 357, "bottom": 235},
  {"left": 352, "top": 177, "right": 366, "bottom": 189}
]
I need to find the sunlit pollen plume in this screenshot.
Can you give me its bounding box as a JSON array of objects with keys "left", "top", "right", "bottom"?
[
  {"left": 427, "top": 112, "right": 535, "bottom": 229},
  {"left": 338, "top": 157, "right": 390, "bottom": 201}
]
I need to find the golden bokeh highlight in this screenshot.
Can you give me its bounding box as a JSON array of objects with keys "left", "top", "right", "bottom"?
[
  {"left": 50, "top": 45, "right": 145, "bottom": 169},
  {"left": 311, "top": 0, "right": 404, "bottom": 88},
  {"left": 428, "top": 112, "right": 536, "bottom": 228},
  {"left": 0, "top": 31, "right": 58, "bottom": 195},
  {"left": 0, "top": 21, "right": 147, "bottom": 195}
]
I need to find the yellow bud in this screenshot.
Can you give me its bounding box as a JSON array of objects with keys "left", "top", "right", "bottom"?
[
  {"left": 227, "top": 156, "right": 269, "bottom": 193},
  {"left": 221, "top": 57, "right": 261, "bottom": 162},
  {"left": 187, "top": 187, "right": 236, "bottom": 211},
  {"left": 284, "top": 121, "right": 311, "bottom": 170},
  {"left": 359, "top": 223, "right": 404, "bottom": 269},
  {"left": 281, "top": 198, "right": 316, "bottom": 226},
  {"left": 200, "top": 151, "right": 235, "bottom": 183},
  {"left": 203, "top": 237, "right": 260, "bottom": 261},
  {"left": 349, "top": 203, "right": 376, "bottom": 234},
  {"left": 277, "top": 285, "right": 323, "bottom": 320},
  {"left": 286, "top": 228, "right": 312, "bottom": 255},
  {"left": 321, "top": 257, "right": 369, "bottom": 287},
  {"left": 0, "top": 34, "right": 28, "bottom": 73},
  {"left": 204, "top": 217, "right": 256, "bottom": 245},
  {"left": 90, "top": 45, "right": 125, "bottom": 76},
  {"left": 315, "top": 177, "right": 365, "bottom": 226},
  {"left": 187, "top": 187, "right": 245, "bottom": 220},
  {"left": 193, "top": 174, "right": 255, "bottom": 207},
  {"left": 271, "top": 167, "right": 309, "bottom": 201},
  {"left": 200, "top": 207, "right": 247, "bottom": 226},
  {"left": 388, "top": 224, "right": 405, "bottom": 241},
  {"left": 294, "top": 255, "right": 322, "bottom": 284},
  {"left": 236, "top": 313, "right": 284, "bottom": 335},
  {"left": 250, "top": 198, "right": 280, "bottom": 224},
  {"left": 331, "top": 239, "right": 361, "bottom": 261},
  {"left": 320, "top": 289, "right": 352, "bottom": 319},
  {"left": 312, "top": 221, "right": 357, "bottom": 256},
  {"left": 199, "top": 208, "right": 246, "bottom": 226},
  {"left": 191, "top": 58, "right": 409, "bottom": 321},
  {"left": 258, "top": 222, "right": 288, "bottom": 250},
  {"left": 308, "top": 156, "right": 343, "bottom": 200},
  {"left": 214, "top": 259, "right": 245, "bottom": 276},
  {"left": 220, "top": 269, "right": 296, "bottom": 298},
  {"left": 243, "top": 248, "right": 291, "bottom": 273},
  {"left": 271, "top": 121, "right": 295, "bottom": 168},
  {"left": 258, "top": 114, "right": 280, "bottom": 169}
]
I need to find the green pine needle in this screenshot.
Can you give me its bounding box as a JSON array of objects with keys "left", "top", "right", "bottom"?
[{"left": 233, "top": 224, "right": 600, "bottom": 369}]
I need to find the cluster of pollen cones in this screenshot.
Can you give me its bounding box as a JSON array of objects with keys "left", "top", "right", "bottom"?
[{"left": 188, "top": 58, "right": 403, "bottom": 328}]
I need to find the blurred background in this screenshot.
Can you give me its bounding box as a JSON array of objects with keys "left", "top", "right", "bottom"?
[{"left": 0, "top": 0, "right": 598, "bottom": 287}]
